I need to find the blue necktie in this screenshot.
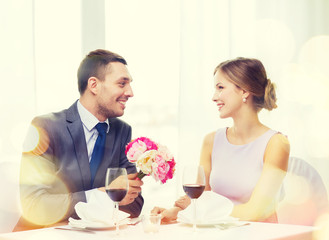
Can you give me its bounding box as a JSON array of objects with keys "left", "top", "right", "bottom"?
[{"left": 90, "top": 122, "right": 108, "bottom": 184}]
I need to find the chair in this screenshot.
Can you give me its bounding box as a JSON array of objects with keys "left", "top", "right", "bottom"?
[{"left": 277, "top": 157, "right": 329, "bottom": 226}]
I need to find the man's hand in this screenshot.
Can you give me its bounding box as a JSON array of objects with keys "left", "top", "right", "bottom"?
[
  {"left": 119, "top": 173, "right": 143, "bottom": 206},
  {"left": 98, "top": 173, "right": 143, "bottom": 206}
]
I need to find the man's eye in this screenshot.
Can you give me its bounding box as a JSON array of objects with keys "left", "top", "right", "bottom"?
[
  {"left": 119, "top": 82, "right": 126, "bottom": 87},
  {"left": 218, "top": 86, "right": 223, "bottom": 89}
]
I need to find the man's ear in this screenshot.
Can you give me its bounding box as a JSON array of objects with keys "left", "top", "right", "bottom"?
[{"left": 87, "top": 77, "right": 98, "bottom": 95}]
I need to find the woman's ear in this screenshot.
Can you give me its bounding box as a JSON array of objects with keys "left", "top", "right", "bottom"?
[{"left": 242, "top": 90, "right": 250, "bottom": 100}]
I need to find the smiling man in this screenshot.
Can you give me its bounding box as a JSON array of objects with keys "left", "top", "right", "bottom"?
[{"left": 18, "top": 49, "right": 144, "bottom": 229}]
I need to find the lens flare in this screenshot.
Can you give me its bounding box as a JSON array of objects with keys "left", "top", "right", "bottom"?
[
  {"left": 20, "top": 156, "right": 71, "bottom": 226},
  {"left": 22, "top": 125, "right": 49, "bottom": 156},
  {"left": 20, "top": 174, "right": 71, "bottom": 226},
  {"left": 283, "top": 174, "right": 311, "bottom": 204},
  {"left": 280, "top": 63, "right": 312, "bottom": 104},
  {"left": 22, "top": 125, "right": 39, "bottom": 153},
  {"left": 10, "top": 122, "right": 31, "bottom": 153},
  {"left": 280, "top": 61, "right": 329, "bottom": 108},
  {"left": 246, "top": 18, "right": 295, "bottom": 64},
  {"left": 298, "top": 35, "right": 329, "bottom": 109},
  {"left": 314, "top": 213, "right": 329, "bottom": 240},
  {"left": 299, "top": 35, "right": 329, "bottom": 79},
  {"left": 277, "top": 174, "right": 318, "bottom": 225},
  {"left": 307, "top": 110, "right": 329, "bottom": 158}
]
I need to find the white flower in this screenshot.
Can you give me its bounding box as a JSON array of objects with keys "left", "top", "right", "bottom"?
[{"left": 136, "top": 150, "right": 157, "bottom": 174}]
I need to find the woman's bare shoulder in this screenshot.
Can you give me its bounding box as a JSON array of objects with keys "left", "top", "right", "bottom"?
[
  {"left": 264, "top": 132, "right": 290, "bottom": 169},
  {"left": 203, "top": 131, "right": 216, "bottom": 146},
  {"left": 268, "top": 132, "right": 290, "bottom": 149}
]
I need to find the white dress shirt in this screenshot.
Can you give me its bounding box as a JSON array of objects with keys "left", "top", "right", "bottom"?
[{"left": 77, "top": 100, "right": 110, "bottom": 201}]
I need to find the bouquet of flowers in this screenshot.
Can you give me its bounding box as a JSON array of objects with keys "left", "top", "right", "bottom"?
[{"left": 125, "top": 137, "right": 176, "bottom": 184}]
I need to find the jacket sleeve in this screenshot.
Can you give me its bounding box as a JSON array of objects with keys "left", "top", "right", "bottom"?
[
  {"left": 118, "top": 155, "right": 144, "bottom": 218},
  {"left": 19, "top": 120, "right": 85, "bottom": 227},
  {"left": 119, "top": 193, "right": 144, "bottom": 218}
]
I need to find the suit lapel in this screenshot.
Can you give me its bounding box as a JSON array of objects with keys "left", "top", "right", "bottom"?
[{"left": 66, "top": 102, "right": 92, "bottom": 190}]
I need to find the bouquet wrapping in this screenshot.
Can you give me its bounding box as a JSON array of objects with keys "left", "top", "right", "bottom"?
[{"left": 125, "top": 137, "right": 176, "bottom": 183}]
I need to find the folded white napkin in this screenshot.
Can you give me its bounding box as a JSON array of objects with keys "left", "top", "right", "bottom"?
[
  {"left": 177, "top": 191, "right": 235, "bottom": 224},
  {"left": 68, "top": 190, "right": 130, "bottom": 228}
]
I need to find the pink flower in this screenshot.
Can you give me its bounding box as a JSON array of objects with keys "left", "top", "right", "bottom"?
[
  {"left": 151, "top": 154, "right": 170, "bottom": 182},
  {"left": 165, "top": 159, "right": 176, "bottom": 181},
  {"left": 157, "top": 145, "right": 173, "bottom": 161},
  {"left": 138, "top": 137, "right": 158, "bottom": 151},
  {"left": 126, "top": 137, "right": 158, "bottom": 157},
  {"left": 125, "top": 136, "right": 176, "bottom": 184},
  {"left": 126, "top": 140, "right": 147, "bottom": 162}
]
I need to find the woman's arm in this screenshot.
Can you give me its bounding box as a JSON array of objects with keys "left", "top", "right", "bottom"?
[
  {"left": 199, "top": 132, "right": 215, "bottom": 191},
  {"left": 231, "top": 133, "right": 290, "bottom": 221},
  {"left": 151, "top": 132, "right": 216, "bottom": 223}
]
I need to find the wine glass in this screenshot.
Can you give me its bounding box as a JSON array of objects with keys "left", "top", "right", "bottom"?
[
  {"left": 105, "top": 168, "right": 128, "bottom": 235},
  {"left": 182, "top": 165, "right": 205, "bottom": 232}
]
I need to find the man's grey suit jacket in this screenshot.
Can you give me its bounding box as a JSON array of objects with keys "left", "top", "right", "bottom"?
[{"left": 20, "top": 101, "right": 143, "bottom": 225}]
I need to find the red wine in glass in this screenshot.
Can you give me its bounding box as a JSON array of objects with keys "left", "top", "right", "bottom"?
[
  {"left": 182, "top": 165, "right": 206, "bottom": 232},
  {"left": 105, "top": 168, "right": 128, "bottom": 235},
  {"left": 183, "top": 184, "right": 205, "bottom": 199},
  {"left": 106, "top": 189, "right": 127, "bottom": 202}
]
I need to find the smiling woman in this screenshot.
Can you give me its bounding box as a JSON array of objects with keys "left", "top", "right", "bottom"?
[{"left": 152, "top": 57, "right": 290, "bottom": 223}]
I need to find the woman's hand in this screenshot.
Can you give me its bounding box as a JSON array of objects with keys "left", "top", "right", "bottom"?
[
  {"left": 151, "top": 206, "right": 182, "bottom": 224},
  {"left": 174, "top": 195, "right": 191, "bottom": 210}
]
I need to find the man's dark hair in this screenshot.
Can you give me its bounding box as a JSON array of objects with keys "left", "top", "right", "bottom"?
[{"left": 77, "top": 49, "right": 127, "bottom": 94}]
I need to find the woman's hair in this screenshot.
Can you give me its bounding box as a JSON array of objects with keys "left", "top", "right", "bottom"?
[{"left": 214, "top": 57, "right": 277, "bottom": 111}]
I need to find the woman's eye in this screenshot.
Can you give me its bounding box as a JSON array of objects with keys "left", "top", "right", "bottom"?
[{"left": 218, "top": 86, "right": 223, "bottom": 89}]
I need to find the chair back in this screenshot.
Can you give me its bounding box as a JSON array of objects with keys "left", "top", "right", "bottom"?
[{"left": 277, "top": 157, "right": 329, "bottom": 225}]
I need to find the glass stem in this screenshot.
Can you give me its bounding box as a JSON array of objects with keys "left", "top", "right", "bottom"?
[
  {"left": 115, "top": 202, "right": 119, "bottom": 235},
  {"left": 192, "top": 198, "right": 197, "bottom": 232}
]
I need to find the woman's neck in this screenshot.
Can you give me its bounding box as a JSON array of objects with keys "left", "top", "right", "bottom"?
[{"left": 228, "top": 111, "right": 268, "bottom": 145}]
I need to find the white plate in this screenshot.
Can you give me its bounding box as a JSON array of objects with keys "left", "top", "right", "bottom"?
[
  {"left": 176, "top": 191, "right": 235, "bottom": 226},
  {"left": 177, "top": 216, "right": 238, "bottom": 226},
  {"left": 68, "top": 218, "right": 130, "bottom": 230},
  {"left": 85, "top": 225, "right": 115, "bottom": 230}
]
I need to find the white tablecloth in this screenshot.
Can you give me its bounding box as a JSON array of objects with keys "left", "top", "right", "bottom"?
[{"left": 0, "top": 221, "right": 315, "bottom": 240}]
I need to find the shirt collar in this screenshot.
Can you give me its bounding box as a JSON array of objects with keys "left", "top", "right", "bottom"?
[{"left": 77, "top": 100, "right": 109, "bottom": 133}]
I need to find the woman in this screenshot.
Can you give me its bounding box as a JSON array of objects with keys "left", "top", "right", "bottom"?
[{"left": 153, "top": 57, "right": 290, "bottom": 223}]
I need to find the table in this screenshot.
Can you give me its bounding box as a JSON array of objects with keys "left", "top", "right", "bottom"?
[{"left": 0, "top": 221, "right": 316, "bottom": 240}]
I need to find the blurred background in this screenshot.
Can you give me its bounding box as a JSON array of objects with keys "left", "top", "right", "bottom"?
[{"left": 1, "top": 0, "right": 328, "bottom": 232}]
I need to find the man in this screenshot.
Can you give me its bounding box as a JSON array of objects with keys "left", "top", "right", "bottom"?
[{"left": 19, "top": 49, "right": 143, "bottom": 228}]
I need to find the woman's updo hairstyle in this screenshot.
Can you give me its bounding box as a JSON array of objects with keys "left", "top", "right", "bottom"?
[{"left": 214, "top": 57, "right": 277, "bottom": 111}]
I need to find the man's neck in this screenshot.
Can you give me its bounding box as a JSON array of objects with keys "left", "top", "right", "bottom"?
[{"left": 79, "top": 97, "right": 106, "bottom": 122}]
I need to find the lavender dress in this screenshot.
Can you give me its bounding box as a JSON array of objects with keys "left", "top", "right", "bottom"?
[{"left": 209, "top": 128, "right": 278, "bottom": 222}]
